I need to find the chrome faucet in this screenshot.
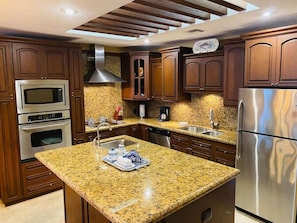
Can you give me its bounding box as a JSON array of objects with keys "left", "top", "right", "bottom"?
[
  {"left": 93, "top": 122, "right": 112, "bottom": 148},
  {"left": 209, "top": 109, "right": 219, "bottom": 129}
]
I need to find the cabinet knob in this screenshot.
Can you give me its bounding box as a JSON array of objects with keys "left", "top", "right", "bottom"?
[
  {"left": 275, "top": 83, "right": 278, "bottom": 86},
  {"left": 10, "top": 94, "right": 13, "bottom": 100},
  {"left": 49, "top": 183, "right": 53, "bottom": 187},
  {"left": 48, "top": 172, "right": 52, "bottom": 175},
  {"left": 71, "top": 92, "right": 75, "bottom": 97},
  {"left": 271, "top": 83, "right": 274, "bottom": 86}
]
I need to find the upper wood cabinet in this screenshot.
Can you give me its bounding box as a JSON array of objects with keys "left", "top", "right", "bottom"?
[
  {"left": 243, "top": 26, "right": 297, "bottom": 87},
  {"left": 122, "top": 51, "right": 159, "bottom": 101},
  {"left": 184, "top": 51, "right": 224, "bottom": 92},
  {"left": 223, "top": 41, "right": 245, "bottom": 107},
  {"left": 150, "top": 58, "right": 162, "bottom": 100},
  {"left": 13, "top": 42, "right": 69, "bottom": 80},
  {"left": 160, "top": 46, "right": 191, "bottom": 101}
]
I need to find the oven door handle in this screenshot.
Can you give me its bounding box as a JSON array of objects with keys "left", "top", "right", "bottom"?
[{"left": 22, "top": 122, "right": 69, "bottom": 131}]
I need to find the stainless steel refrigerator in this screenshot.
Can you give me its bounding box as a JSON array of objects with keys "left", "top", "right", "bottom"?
[{"left": 236, "top": 88, "right": 297, "bottom": 223}]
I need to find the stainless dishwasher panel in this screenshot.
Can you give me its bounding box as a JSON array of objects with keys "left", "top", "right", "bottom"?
[{"left": 148, "top": 127, "right": 171, "bottom": 148}]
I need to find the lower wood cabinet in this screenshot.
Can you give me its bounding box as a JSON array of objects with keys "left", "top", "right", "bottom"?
[
  {"left": 64, "top": 183, "right": 110, "bottom": 223},
  {"left": 170, "top": 132, "right": 235, "bottom": 167},
  {"left": 22, "top": 160, "right": 62, "bottom": 198},
  {"left": 64, "top": 179, "right": 235, "bottom": 223}
]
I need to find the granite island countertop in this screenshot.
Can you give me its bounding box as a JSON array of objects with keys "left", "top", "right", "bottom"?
[
  {"left": 35, "top": 135, "right": 239, "bottom": 223},
  {"left": 85, "top": 118, "right": 237, "bottom": 145}
]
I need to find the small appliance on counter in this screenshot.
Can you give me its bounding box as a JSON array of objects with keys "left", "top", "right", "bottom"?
[
  {"left": 159, "top": 106, "right": 170, "bottom": 122},
  {"left": 139, "top": 104, "right": 145, "bottom": 119}
]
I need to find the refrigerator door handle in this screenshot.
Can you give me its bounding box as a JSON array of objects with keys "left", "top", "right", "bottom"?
[{"left": 236, "top": 99, "right": 243, "bottom": 160}]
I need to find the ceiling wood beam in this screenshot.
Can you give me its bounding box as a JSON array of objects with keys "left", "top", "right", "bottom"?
[
  {"left": 135, "top": 0, "right": 210, "bottom": 20},
  {"left": 112, "top": 8, "right": 181, "bottom": 27},
  {"left": 102, "top": 14, "right": 170, "bottom": 30},
  {"left": 92, "top": 18, "right": 159, "bottom": 33},
  {"left": 209, "top": 0, "right": 247, "bottom": 11},
  {"left": 122, "top": 2, "right": 195, "bottom": 24},
  {"left": 169, "top": 0, "right": 227, "bottom": 16}
]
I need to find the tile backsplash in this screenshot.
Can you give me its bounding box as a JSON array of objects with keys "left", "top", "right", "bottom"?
[{"left": 83, "top": 53, "right": 238, "bottom": 131}]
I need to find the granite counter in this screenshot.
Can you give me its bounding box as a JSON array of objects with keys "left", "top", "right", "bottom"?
[
  {"left": 35, "top": 135, "right": 239, "bottom": 223},
  {"left": 85, "top": 118, "right": 237, "bottom": 145}
]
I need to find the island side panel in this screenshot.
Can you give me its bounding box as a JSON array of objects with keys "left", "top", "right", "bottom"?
[{"left": 162, "top": 179, "right": 235, "bottom": 223}]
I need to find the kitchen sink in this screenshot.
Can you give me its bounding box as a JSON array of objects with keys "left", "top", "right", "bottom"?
[
  {"left": 178, "top": 126, "right": 223, "bottom": 136},
  {"left": 178, "top": 126, "right": 208, "bottom": 133},
  {"left": 100, "top": 138, "right": 137, "bottom": 149},
  {"left": 201, "top": 130, "right": 223, "bottom": 136}
]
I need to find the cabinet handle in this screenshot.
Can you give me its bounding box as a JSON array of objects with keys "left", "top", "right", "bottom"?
[
  {"left": 49, "top": 183, "right": 53, "bottom": 187},
  {"left": 271, "top": 83, "right": 274, "bottom": 86},
  {"left": 48, "top": 172, "right": 52, "bottom": 175},
  {"left": 275, "top": 83, "right": 278, "bottom": 86},
  {"left": 71, "top": 92, "right": 75, "bottom": 97},
  {"left": 10, "top": 94, "right": 13, "bottom": 100}
]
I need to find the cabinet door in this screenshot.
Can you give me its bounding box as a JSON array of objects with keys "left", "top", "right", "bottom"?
[
  {"left": 0, "top": 41, "right": 14, "bottom": 98},
  {"left": 162, "top": 51, "right": 178, "bottom": 100},
  {"left": 69, "top": 48, "right": 85, "bottom": 145},
  {"left": 223, "top": 43, "right": 245, "bottom": 106},
  {"left": 43, "top": 46, "right": 69, "bottom": 79},
  {"left": 244, "top": 37, "right": 277, "bottom": 86},
  {"left": 170, "top": 132, "right": 191, "bottom": 154},
  {"left": 184, "top": 58, "right": 203, "bottom": 91},
  {"left": 0, "top": 98, "right": 22, "bottom": 205},
  {"left": 151, "top": 58, "right": 162, "bottom": 99},
  {"left": 276, "top": 33, "right": 297, "bottom": 86},
  {"left": 203, "top": 56, "right": 224, "bottom": 91},
  {"left": 130, "top": 54, "right": 150, "bottom": 100},
  {"left": 13, "top": 43, "right": 42, "bottom": 79},
  {"left": 139, "top": 125, "right": 149, "bottom": 141}
]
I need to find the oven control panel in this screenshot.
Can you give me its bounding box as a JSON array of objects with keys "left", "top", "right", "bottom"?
[{"left": 18, "top": 110, "right": 71, "bottom": 124}]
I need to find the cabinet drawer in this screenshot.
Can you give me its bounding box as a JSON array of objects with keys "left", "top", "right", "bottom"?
[
  {"left": 214, "top": 144, "right": 236, "bottom": 167},
  {"left": 191, "top": 138, "right": 212, "bottom": 160},
  {"left": 22, "top": 160, "right": 62, "bottom": 197},
  {"left": 171, "top": 133, "right": 190, "bottom": 147}
]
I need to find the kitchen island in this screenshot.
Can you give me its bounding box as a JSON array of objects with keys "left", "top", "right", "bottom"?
[{"left": 35, "top": 135, "right": 239, "bottom": 223}]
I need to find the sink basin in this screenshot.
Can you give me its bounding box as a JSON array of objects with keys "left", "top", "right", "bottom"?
[
  {"left": 100, "top": 138, "right": 137, "bottom": 149},
  {"left": 201, "top": 130, "right": 223, "bottom": 136},
  {"left": 178, "top": 126, "right": 208, "bottom": 133}
]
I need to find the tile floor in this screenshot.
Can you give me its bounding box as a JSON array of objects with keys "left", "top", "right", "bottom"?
[{"left": 0, "top": 190, "right": 265, "bottom": 223}]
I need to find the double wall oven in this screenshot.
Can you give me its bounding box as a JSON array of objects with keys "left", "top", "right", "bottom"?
[{"left": 15, "top": 79, "right": 72, "bottom": 161}]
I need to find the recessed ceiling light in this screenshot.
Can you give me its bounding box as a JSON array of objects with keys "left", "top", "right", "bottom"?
[
  {"left": 61, "top": 8, "right": 78, "bottom": 15},
  {"left": 263, "top": 11, "right": 271, "bottom": 17}
]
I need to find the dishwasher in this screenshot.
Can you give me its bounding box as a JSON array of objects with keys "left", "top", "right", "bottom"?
[{"left": 148, "top": 127, "right": 171, "bottom": 148}]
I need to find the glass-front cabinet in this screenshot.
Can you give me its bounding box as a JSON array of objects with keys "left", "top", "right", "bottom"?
[
  {"left": 122, "top": 51, "right": 160, "bottom": 100},
  {"left": 130, "top": 52, "right": 149, "bottom": 100}
]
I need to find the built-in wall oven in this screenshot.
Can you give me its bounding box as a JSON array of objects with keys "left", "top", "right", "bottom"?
[{"left": 15, "top": 79, "right": 72, "bottom": 161}]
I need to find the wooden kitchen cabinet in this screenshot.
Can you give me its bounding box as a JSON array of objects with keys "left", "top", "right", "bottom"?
[
  {"left": 243, "top": 26, "right": 297, "bottom": 87},
  {"left": 122, "top": 51, "right": 160, "bottom": 100},
  {"left": 0, "top": 41, "right": 23, "bottom": 205},
  {"left": 160, "top": 46, "right": 191, "bottom": 101},
  {"left": 139, "top": 124, "right": 149, "bottom": 141},
  {"left": 223, "top": 41, "right": 245, "bottom": 106},
  {"left": 170, "top": 132, "right": 235, "bottom": 167},
  {"left": 213, "top": 142, "right": 236, "bottom": 167},
  {"left": 12, "top": 42, "right": 69, "bottom": 80},
  {"left": 184, "top": 51, "right": 224, "bottom": 92},
  {"left": 64, "top": 183, "right": 110, "bottom": 223},
  {"left": 69, "top": 47, "right": 86, "bottom": 144},
  {"left": 150, "top": 58, "right": 162, "bottom": 99},
  {"left": 21, "top": 160, "right": 62, "bottom": 198},
  {"left": 170, "top": 132, "right": 191, "bottom": 154}
]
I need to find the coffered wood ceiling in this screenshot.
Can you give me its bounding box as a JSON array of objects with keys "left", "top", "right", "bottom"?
[{"left": 75, "top": 0, "right": 247, "bottom": 38}]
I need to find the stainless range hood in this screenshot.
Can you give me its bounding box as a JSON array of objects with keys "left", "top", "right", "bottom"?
[{"left": 84, "top": 45, "right": 126, "bottom": 83}]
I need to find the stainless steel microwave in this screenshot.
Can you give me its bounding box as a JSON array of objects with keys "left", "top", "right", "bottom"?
[{"left": 15, "top": 79, "right": 70, "bottom": 114}]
